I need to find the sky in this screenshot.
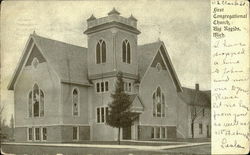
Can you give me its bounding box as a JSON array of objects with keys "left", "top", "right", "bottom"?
[{"left": 0, "top": 0, "right": 210, "bottom": 124}]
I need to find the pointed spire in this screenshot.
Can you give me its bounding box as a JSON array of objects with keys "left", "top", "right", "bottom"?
[
  {"left": 33, "top": 30, "right": 36, "bottom": 35},
  {"left": 87, "top": 14, "right": 96, "bottom": 21},
  {"left": 108, "top": 8, "right": 120, "bottom": 16},
  {"left": 129, "top": 14, "right": 137, "bottom": 21}
]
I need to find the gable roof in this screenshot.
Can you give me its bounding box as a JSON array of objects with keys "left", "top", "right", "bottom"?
[
  {"left": 8, "top": 34, "right": 89, "bottom": 90},
  {"left": 129, "top": 94, "right": 144, "bottom": 113},
  {"left": 137, "top": 41, "right": 182, "bottom": 92},
  {"left": 178, "top": 87, "right": 211, "bottom": 107},
  {"left": 137, "top": 41, "right": 162, "bottom": 78}
]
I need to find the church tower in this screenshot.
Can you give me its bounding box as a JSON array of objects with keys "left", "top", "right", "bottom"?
[{"left": 84, "top": 8, "right": 140, "bottom": 80}]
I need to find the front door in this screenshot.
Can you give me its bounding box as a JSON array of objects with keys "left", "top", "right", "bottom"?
[{"left": 122, "top": 126, "right": 131, "bottom": 140}]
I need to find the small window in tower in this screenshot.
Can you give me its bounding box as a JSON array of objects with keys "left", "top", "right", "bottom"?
[
  {"left": 105, "top": 81, "right": 109, "bottom": 91},
  {"left": 96, "top": 83, "right": 100, "bottom": 92},
  {"left": 96, "top": 40, "right": 106, "bottom": 64},
  {"left": 101, "top": 82, "right": 104, "bottom": 92},
  {"left": 122, "top": 40, "right": 131, "bottom": 64}
]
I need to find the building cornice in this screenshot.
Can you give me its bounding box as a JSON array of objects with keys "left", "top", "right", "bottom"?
[
  {"left": 84, "top": 21, "right": 141, "bottom": 35},
  {"left": 88, "top": 71, "right": 138, "bottom": 80}
]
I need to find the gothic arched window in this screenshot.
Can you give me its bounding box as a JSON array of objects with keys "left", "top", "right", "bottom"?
[
  {"left": 28, "top": 84, "right": 44, "bottom": 117},
  {"left": 122, "top": 40, "right": 131, "bottom": 64},
  {"left": 28, "top": 91, "right": 32, "bottom": 117},
  {"left": 96, "top": 40, "right": 106, "bottom": 64},
  {"left": 153, "top": 87, "right": 165, "bottom": 117},
  {"left": 72, "top": 88, "right": 79, "bottom": 116}
]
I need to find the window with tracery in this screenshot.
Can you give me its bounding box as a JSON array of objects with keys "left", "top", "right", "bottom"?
[
  {"left": 72, "top": 88, "right": 79, "bottom": 116},
  {"left": 96, "top": 40, "right": 106, "bottom": 64},
  {"left": 28, "top": 84, "right": 44, "bottom": 117},
  {"left": 153, "top": 87, "right": 166, "bottom": 117},
  {"left": 122, "top": 40, "right": 131, "bottom": 64}
]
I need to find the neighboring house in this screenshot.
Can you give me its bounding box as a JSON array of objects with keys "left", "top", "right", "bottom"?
[
  {"left": 8, "top": 8, "right": 211, "bottom": 142},
  {"left": 178, "top": 84, "right": 211, "bottom": 139}
]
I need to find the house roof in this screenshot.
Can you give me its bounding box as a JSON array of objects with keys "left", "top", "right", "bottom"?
[
  {"left": 8, "top": 34, "right": 89, "bottom": 90},
  {"left": 178, "top": 87, "right": 211, "bottom": 107},
  {"left": 128, "top": 94, "right": 144, "bottom": 113}
]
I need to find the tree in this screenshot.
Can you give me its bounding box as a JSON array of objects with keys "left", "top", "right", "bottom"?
[{"left": 106, "top": 72, "right": 136, "bottom": 144}]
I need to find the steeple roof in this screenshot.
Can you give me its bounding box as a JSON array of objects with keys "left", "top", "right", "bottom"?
[
  {"left": 108, "top": 8, "right": 120, "bottom": 15},
  {"left": 87, "top": 14, "right": 96, "bottom": 21},
  {"left": 129, "top": 14, "right": 137, "bottom": 21}
]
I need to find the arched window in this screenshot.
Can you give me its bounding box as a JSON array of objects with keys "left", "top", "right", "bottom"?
[
  {"left": 72, "top": 88, "right": 79, "bottom": 116},
  {"left": 28, "top": 91, "right": 32, "bottom": 117},
  {"left": 153, "top": 87, "right": 165, "bottom": 117},
  {"left": 33, "top": 84, "right": 39, "bottom": 117},
  {"left": 96, "top": 40, "right": 106, "bottom": 64},
  {"left": 28, "top": 84, "right": 45, "bottom": 117},
  {"left": 122, "top": 40, "right": 131, "bottom": 64}
]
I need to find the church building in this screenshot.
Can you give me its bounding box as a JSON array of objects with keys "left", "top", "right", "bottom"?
[{"left": 8, "top": 8, "right": 211, "bottom": 142}]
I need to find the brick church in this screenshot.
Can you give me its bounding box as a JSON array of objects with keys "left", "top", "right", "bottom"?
[{"left": 8, "top": 8, "right": 211, "bottom": 142}]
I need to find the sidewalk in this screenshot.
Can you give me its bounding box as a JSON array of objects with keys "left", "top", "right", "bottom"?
[{"left": 2, "top": 141, "right": 211, "bottom": 151}]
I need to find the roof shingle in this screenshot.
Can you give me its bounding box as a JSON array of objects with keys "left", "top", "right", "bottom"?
[{"left": 178, "top": 87, "right": 211, "bottom": 107}]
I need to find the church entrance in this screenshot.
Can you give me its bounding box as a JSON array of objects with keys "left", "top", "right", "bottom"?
[{"left": 122, "top": 126, "right": 131, "bottom": 140}]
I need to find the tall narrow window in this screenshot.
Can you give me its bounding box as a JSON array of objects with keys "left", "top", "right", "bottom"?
[
  {"left": 156, "top": 127, "right": 160, "bottom": 138},
  {"left": 161, "top": 127, "right": 166, "bottom": 139},
  {"left": 28, "top": 128, "right": 32, "bottom": 141},
  {"left": 42, "top": 127, "right": 47, "bottom": 141},
  {"left": 199, "top": 123, "right": 203, "bottom": 134},
  {"left": 156, "top": 87, "right": 161, "bottom": 117},
  {"left": 153, "top": 87, "right": 165, "bottom": 117},
  {"left": 151, "top": 127, "right": 155, "bottom": 138},
  {"left": 96, "top": 40, "right": 106, "bottom": 64},
  {"left": 96, "top": 42, "right": 101, "bottom": 64},
  {"left": 128, "top": 83, "right": 132, "bottom": 92},
  {"left": 105, "top": 107, "right": 109, "bottom": 122},
  {"left": 101, "top": 82, "right": 104, "bottom": 92},
  {"left": 40, "top": 90, "right": 44, "bottom": 117},
  {"left": 28, "top": 91, "right": 32, "bottom": 117},
  {"left": 97, "top": 108, "right": 100, "bottom": 123},
  {"left": 153, "top": 93, "right": 156, "bottom": 117},
  {"left": 72, "top": 89, "right": 79, "bottom": 116},
  {"left": 102, "top": 41, "right": 106, "bottom": 63},
  {"left": 122, "top": 40, "right": 131, "bottom": 64},
  {"left": 33, "top": 84, "right": 39, "bottom": 117},
  {"left": 101, "top": 107, "right": 105, "bottom": 123},
  {"left": 35, "top": 128, "right": 40, "bottom": 141},
  {"left": 96, "top": 83, "right": 100, "bottom": 92},
  {"left": 162, "top": 94, "right": 165, "bottom": 117},
  {"left": 105, "top": 81, "right": 109, "bottom": 91},
  {"left": 73, "top": 126, "right": 78, "bottom": 140},
  {"left": 127, "top": 43, "right": 131, "bottom": 63}
]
